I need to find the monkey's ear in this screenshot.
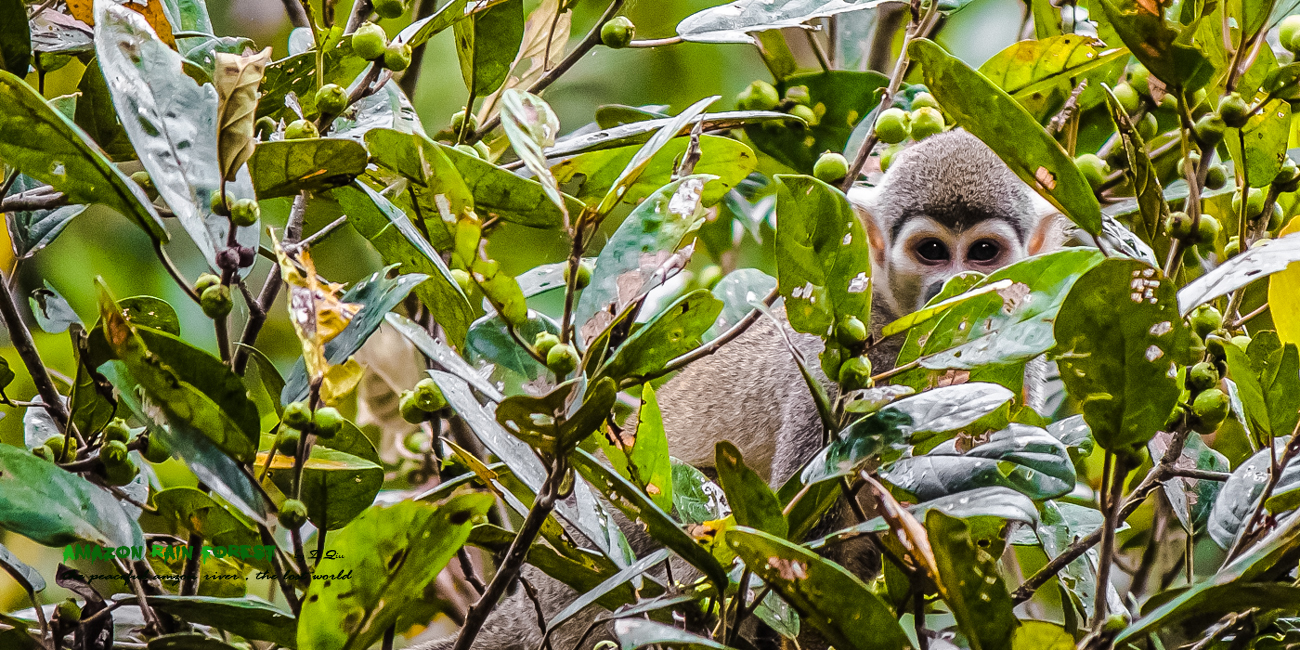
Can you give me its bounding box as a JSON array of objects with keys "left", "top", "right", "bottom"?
[
  {"left": 1027, "top": 208, "right": 1067, "bottom": 255},
  {"left": 847, "top": 186, "right": 888, "bottom": 268}
]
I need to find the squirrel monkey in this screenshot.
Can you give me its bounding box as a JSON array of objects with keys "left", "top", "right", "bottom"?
[{"left": 414, "top": 129, "right": 1066, "bottom": 650}]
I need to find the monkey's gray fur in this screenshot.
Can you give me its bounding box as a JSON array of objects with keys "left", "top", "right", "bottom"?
[{"left": 410, "top": 129, "right": 1063, "bottom": 650}]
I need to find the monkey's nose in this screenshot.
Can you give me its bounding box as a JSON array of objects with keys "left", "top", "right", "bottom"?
[{"left": 920, "top": 279, "right": 945, "bottom": 306}]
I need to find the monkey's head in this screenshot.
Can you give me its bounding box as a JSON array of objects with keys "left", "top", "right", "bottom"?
[{"left": 850, "top": 129, "right": 1064, "bottom": 320}]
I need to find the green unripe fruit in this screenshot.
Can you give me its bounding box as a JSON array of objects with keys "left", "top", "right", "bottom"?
[
  {"left": 101, "top": 440, "right": 130, "bottom": 468},
  {"left": 210, "top": 191, "right": 233, "bottom": 216},
  {"left": 698, "top": 265, "right": 723, "bottom": 290},
  {"left": 1233, "top": 189, "right": 1267, "bottom": 219},
  {"left": 1205, "top": 164, "right": 1228, "bottom": 190},
  {"left": 740, "top": 80, "right": 780, "bottom": 111},
  {"left": 280, "top": 499, "right": 308, "bottom": 528},
  {"left": 819, "top": 347, "right": 843, "bottom": 383},
  {"left": 875, "top": 108, "right": 910, "bottom": 144},
  {"left": 1225, "top": 236, "right": 1240, "bottom": 258},
  {"left": 1276, "top": 158, "right": 1300, "bottom": 191},
  {"left": 44, "top": 435, "right": 65, "bottom": 459},
  {"left": 1191, "top": 388, "right": 1230, "bottom": 431},
  {"left": 200, "top": 284, "right": 232, "bottom": 319},
  {"left": 1194, "top": 113, "right": 1227, "bottom": 147},
  {"left": 352, "top": 22, "right": 388, "bottom": 60},
  {"left": 1184, "top": 151, "right": 1202, "bottom": 174},
  {"left": 1219, "top": 92, "right": 1250, "bottom": 128},
  {"left": 454, "top": 143, "right": 480, "bottom": 159},
  {"left": 534, "top": 332, "right": 560, "bottom": 358},
  {"left": 275, "top": 428, "right": 301, "bottom": 456},
  {"left": 1159, "top": 93, "right": 1178, "bottom": 111},
  {"left": 451, "top": 109, "right": 479, "bottom": 134},
  {"left": 451, "top": 268, "right": 473, "bottom": 294},
  {"left": 835, "top": 316, "right": 868, "bottom": 347},
  {"left": 57, "top": 598, "right": 81, "bottom": 622},
  {"left": 1197, "top": 214, "right": 1221, "bottom": 245},
  {"left": 789, "top": 104, "right": 818, "bottom": 127},
  {"left": 564, "top": 260, "right": 593, "bottom": 290},
  {"left": 1167, "top": 211, "right": 1195, "bottom": 240},
  {"left": 313, "top": 407, "right": 343, "bottom": 438},
  {"left": 285, "top": 119, "right": 319, "bottom": 140},
  {"left": 1282, "top": 16, "right": 1300, "bottom": 53},
  {"left": 814, "top": 152, "right": 849, "bottom": 183},
  {"left": 880, "top": 144, "right": 901, "bottom": 171},
  {"left": 1075, "top": 153, "right": 1109, "bottom": 191},
  {"left": 1113, "top": 83, "right": 1141, "bottom": 114},
  {"left": 1232, "top": 334, "right": 1253, "bottom": 349},
  {"left": 383, "top": 42, "right": 412, "bottom": 71},
  {"left": 473, "top": 141, "right": 491, "bottom": 160},
  {"left": 1129, "top": 65, "right": 1150, "bottom": 96},
  {"left": 909, "top": 107, "right": 944, "bottom": 140},
  {"left": 373, "top": 0, "right": 405, "bottom": 19},
  {"left": 315, "top": 83, "right": 349, "bottom": 116},
  {"left": 142, "top": 433, "right": 171, "bottom": 463},
  {"left": 404, "top": 431, "right": 430, "bottom": 454},
  {"left": 131, "top": 170, "right": 157, "bottom": 198},
  {"left": 195, "top": 272, "right": 221, "bottom": 294},
  {"left": 412, "top": 378, "right": 448, "bottom": 412},
  {"left": 1205, "top": 333, "right": 1230, "bottom": 361},
  {"left": 785, "top": 85, "right": 812, "bottom": 107},
  {"left": 546, "top": 343, "right": 580, "bottom": 376},
  {"left": 1190, "top": 304, "right": 1223, "bottom": 338},
  {"left": 31, "top": 445, "right": 54, "bottom": 461},
  {"left": 1271, "top": 204, "right": 1285, "bottom": 231},
  {"left": 104, "top": 419, "right": 131, "bottom": 444},
  {"left": 911, "top": 91, "right": 939, "bottom": 110},
  {"left": 600, "top": 16, "right": 635, "bottom": 49},
  {"left": 837, "top": 356, "right": 873, "bottom": 391},
  {"left": 1187, "top": 361, "right": 1220, "bottom": 391},
  {"left": 1104, "top": 614, "right": 1128, "bottom": 633},
  {"left": 1165, "top": 403, "right": 1187, "bottom": 430},
  {"left": 229, "top": 198, "right": 260, "bottom": 227},
  {"left": 399, "top": 390, "right": 427, "bottom": 424},
  {"left": 1138, "top": 112, "right": 1159, "bottom": 140},
  {"left": 283, "top": 401, "right": 312, "bottom": 429},
  {"left": 255, "top": 116, "right": 277, "bottom": 139}
]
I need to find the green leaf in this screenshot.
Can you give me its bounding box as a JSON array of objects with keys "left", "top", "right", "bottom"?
[
  {"left": 462, "top": 310, "right": 558, "bottom": 396},
  {"left": 1224, "top": 331, "right": 1300, "bottom": 443},
  {"left": 571, "top": 448, "right": 729, "bottom": 588},
  {"left": 726, "top": 527, "right": 914, "bottom": 650},
  {"left": 676, "top": 0, "right": 888, "bottom": 44},
  {"left": 0, "top": 442, "right": 144, "bottom": 547},
  {"left": 146, "top": 635, "right": 243, "bottom": 650},
  {"left": 249, "top": 138, "right": 369, "bottom": 199},
  {"left": 438, "top": 138, "right": 585, "bottom": 228},
  {"left": 430, "top": 370, "right": 547, "bottom": 492},
  {"left": 927, "top": 510, "right": 1017, "bottom": 650},
  {"left": 152, "top": 487, "right": 269, "bottom": 571},
  {"left": 548, "top": 110, "right": 790, "bottom": 159},
  {"left": 74, "top": 58, "right": 136, "bottom": 161},
  {"left": 814, "top": 486, "right": 1038, "bottom": 549},
  {"left": 298, "top": 494, "right": 494, "bottom": 650},
  {"left": 0, "top": 70, "right": 168, "bottom": 243},
  {"left": 628, "top": 385, "right": 673, "bottom": 513},
  {"left": 453, "top": 0, "right": 524, "bottom": 98},
  {"left": 547, "top": 549, "right": 672, "bottom": 638},
  {"left": 264, "top": 445, "right": 383, "bottom": 531},
  {"left": 387, "top": 313, "right": 503, "bottom": 401},
  {"left": 1149, "top": 431, "right": 1226, "bottom": 533},
  {"left": 596, "top": 96, "right": 718, "bottom": 216},
  {"left": 1225, "top": 99, "right": 1292, "bottom": 188},
  {"left": 613, "top": 619, "right": 738, "bottom": 649},
  {"left": 552, "top": 135, "right": 757, "bottom": 208},
  {"left": 574, "top": 177, "right": 708, "bottom": 340},
  {"left": 500, "top": 89, "right": 568, "bottom": 221},
  {"left": 594, "top": 289, "right": 724, "bottom": 384},
  {"left": 131, "top": 596, "right": 294, "bottom": 648},
  {"left": 1120, "top": 583, "right": 1300, "bottom": 644},
  {"left": 774, "top": 174, "right": 872, "bottom": 336},
  {"left": 396, "top": 0, "right": 469, "bottom": 47},
  {"left": 744, "top": 71, "right": 889, "bottom": 173},
  {"left": 908, "top": 39, "right": 1102, "bottom": 235},
  {"left": 883, "top": 424, "right": 1075, "bottom": 500},
  {"left": 0, "top": 0, "right": 30, "bottom": 78},
  {"left": 1207, "top": 440, "right": 1298, "bottom": 549},
  {"left": 334, "top": 182, "right": 473, "bottom": 347},
  {"left": 1178, "top": 235, "right": 1300, "bottom": 313},
  {"left": 362, "top": 128, "right": 472, "bottom": 248},
  {"left": 716, "top": 441, "right": 787, "bottom": 538},
  {"left": 4, "top": 174, "right": 86, "bottom": 258},
  {"left": 978, "top": 35, "right": 1128, "bottom": 122},
  {"left": 671, "top": 459, "right": 729, "bottom": 525},
  {"left": 257, "top": 38, "right": 368, "bottom": 121},
  {"left": 29, "top": 283, "right": 81, "bottom": 334},
  {"left": 496, "top": 378, "right": 618, "bottom": 453},
  {"left": 1098, "top": 83, "right": 1169, "bottom": 248},
  {"left": 1094, "top": 0, "right": 1215, "bottom": 91},
  {"left": 1053, "top": 258, "right": 1190, "bottom": 455},
  {"left": 0, "top": 540, "right": 44, "bottom": 595}
]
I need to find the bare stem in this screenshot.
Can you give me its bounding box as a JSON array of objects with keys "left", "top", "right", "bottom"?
[
  {"left": 636, "top": 286, "right": 780, "bottom": 384},
  {"left": 0, "top": 270, "right": 69, "bottom": 428}
]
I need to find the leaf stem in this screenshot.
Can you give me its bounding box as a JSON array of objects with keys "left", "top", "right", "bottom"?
[
  {"left": 1091, "top": 451, "right": 1125, "bottom": 627},
  {"left": 232, "top": 192, "right": 307, "bottom": 375},
  {"left": 153, "top": 242, "right": 201, "bottom": 304},
  {"left": 636, "top": 286, "right": 780, "bottom": 384},
  {"left": 0, "top": 269, "right": 69, "bottom": 429}
]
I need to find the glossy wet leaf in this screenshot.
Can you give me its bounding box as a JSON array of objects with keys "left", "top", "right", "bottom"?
[
  {"left": 672, "top": 459, "right": 731, "bottom": 525},
  {"left": 552, "top": 135, "right": 757, "bottom": 207},
  {"left": 595, "top": 290, "right": 723, "bottom": 385},
  {"left": 775, "top": 174, "right": 872, "bottom": 336},
  {"left": 396, "top": 0, "right": 469, "bottom": 47},
  {"left": 1223, "top": 331, "right": 1300, "bottom": 444},
  {"left": 0, "top": 442, "right": 143, "bottom": 547},
  {"left": 745, "top": 71, "right": 888, "bottom": 173},
  {"left": 362, "top": 128, "right": 471, "bottom": 248},
  {"left": 257, "top": 39, "right": 368, "bottom": 122},
  {"left": 438, "top": 138, "right": 584, "bottom": 228},
  {"left": 298, "top": 494, "right": 494, "bottom": 650},
  {"left": 817, "top": 486, "right": 1038, "bottom": 550},
  {"left": 263, "top": 445, "right": 383, "bottom": 531},
  {"left": 334, "top": 182, "right": 473, "bottom": 347},
  {"left": 388, "top": 314, "right": 502, "bottom": 401},
  {"left": 1207, "top": 441, "right": 1300, "bottom": 549},
  {"left": 883, "top": 424, "right": 1074, "bottom": 501},
  {"left": 1149, "top": 431, "right": 1227, "bottom": 533},
  {"left": 129, "top": 596, "right": 295, "bottom": 648},
  {"left": 4, "top": 174, "right": 86, "bottom": 258},
  {"left": 496, "top": 378, "right": 617, "bottom": 453},
  {"left": 716, "top": 441, "right": 787, "bottom": 538},
  {"left": 454, "top": 0, "right": 523, "bottom": 98},
  {"left": 909, "top": 39, "right": 1101, "bottom": 235},
  {"left": 1179, "top": 233, "right": 1300, "bottom": 314},
  {"left": 74, "top": 58, "right": 135, "bottom": 161},
  {"left": 927, "top": 510, "right": 1017, "bottom": 650},
  {"left": 0, "top": 69, "right": 167, "bottom": 243},
  {"left": 431, "top": 370, "right": 547, "bottom": 492},
  {"left": 1225, "top": 100, "right": 1292, "bottom": 188},
  {"left": 1093, "top": 0, "right": 1214, "bottom": 91},
  {"left": 500, "top": 89, "right": 567, "bottom": 221},
  {"left": 549, "top": 110, "right": 790, "bottom": 159},
  {"left": 134, "top": 325, "right": 260, "bottom": 446},
  {"left": 676, "top": 0, "right": 888, "bottom": 44},
  {"left": 250, "top": 138, "right": 369, "bottom": 199},
  {"left": 613, "top": 618, "right": 737, "bottom": 649},
  {"left": 705, "top": 268, "right": 776, "bottom": 340},
  {"left": 978, "top": 34, "right": 1128, "bottom": 122},
  {"left": 726, "top": 527, "right": 913, "bottom": 650},
  {"left": 548, "top": 549, "right": 671, "bottom": 638},
  {"left": 29, "top": 283, "right": 80, "bottom": 334},
  {"left": 1054, "top": 258, "right": 1190, "bottom": 455},
  {"left": 600, "top": 384, "right": 674, "bottom": 512}
]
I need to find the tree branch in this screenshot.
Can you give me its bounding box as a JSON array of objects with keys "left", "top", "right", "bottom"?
[{"left": 0, "top": 270, "right": 69, "bottom": 429}]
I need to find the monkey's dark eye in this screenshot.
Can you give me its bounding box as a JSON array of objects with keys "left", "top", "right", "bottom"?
[
  {"left": 915, "top": 239, "right": 949, "bottom": 263},
  {"left": 968, "top": 240, "right": 1000, "bottom": 262}
]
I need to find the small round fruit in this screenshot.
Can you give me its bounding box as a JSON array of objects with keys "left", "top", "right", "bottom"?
[
  {"left": 200, "top": 284, "right": 232, "bottom": 319},
  {"left": 1225, "top": 236, "right": 1240, "bottom": 258},
  {"left": 275, "top": 428, "right": 301, "bottom": 456},
  {"left": 142, "top": 433, "right": 171, "bottom": 463},
  {"left": 1219, "top": 92, "right": 1250, "bottom": 128},
  {"left": 400, "top": 390, "right": 427, "bottom": 424},
  {"left": 44, "top": 434, "right": 65, "bottom": 460},
  {"left": 315, "top": 83, "right": 349, "bottom": 116},
  {"left": 1076, "top": 153, "right": 1109, "bottom": 190},
  {"left": 909, "top": 107, "right": 944, "bottom": 140},
  {"left": 101, "top": 440, "right": 130, "bottom": 468},
  {"left": 789, "top": 104, "right": 818, "bottom": 127},
  {"left": 1205, "top": 164, "right": 1228, "bottom": 190},
  {"left": 131, "top": 170, "right": 157, "bottom": 198},
  {"left": 103, "top": 419, "right": 131, "bottom": 444},
  {"left": 1205, "top": 333, "right": 1231, "bottom": 361},
  {"left": 1190, "top": 304, "right": 1224, "bottom": 338},
  {"left": 814, "top": 152, "right": 849, "bottom": 183},
  {"left": 546, "top": 343, "right": 580, "bottom": 376},
  {"left": 1276, "top": 158, "right": 1300, "bottom": 190},
  {"left": 1271, "top": 204, "right": 1285, "bottom": 231},
  {"left": 373, "top": 0, "right": 405, "bottom": 19},
  {"left": 911, "top": 91, "right": 939, "bottom": 110},
  {"left": 31, "top": 445, "right": 54, "bottom": 461},
  {"left": 835, "top": 315, "right": 868, "bottom": 347},
  {"left": 740, "top": 81, "right": 780, "bottom": 111},
  {"left": 285, "top": 119, "right": 319, "bottom": 140},
  {"left": 1138, "top": 112, "right": 1159, "bottom": 140},
  {"left": 1232, "top": 334, "right": 1253, "bottom": 349},
  {"left": 255, "top": 116, "right": 278, "bottom": 139},
  {"left": 1187, "top": 361, "right": 1220, "bottom": 391},
  {"left": 412, "top": 377, "right": 448, "bottom": 412},
  {"left": 564, "top": 260, "right": 593, "bottom": 290},
  {"left": 600, "top": 16, "right": 635, "bottom": 49},
  {"left": 57, "top": 599, "right": 81, "bottom": 623},
  {"left": 1283, "top": 15, "right": 1300, "bottom": 53},
  {"left": 1104, "top": 613, "right": 1128, "bottom": 633},
  {"left": 404, "top": 431, "right": 430, "bottom": 454},
  {"left": 352, "top": 22, "right": 388, "bottom": 60},
  {"left": 875, "top": 108, "right": 910, "bottom": 144},
  {"left": 785, "top": 85, "right": 812, "bottom": 106},
  {"left": 1165, "top": 403, "right": 1187, "bottom": 430},
  {"left": 451, "top": 268, "right": 473, "bottom": 294},
  {"left": 880, "top": 144, "right": 901, "bottom": 171},
  {"left": 209, "top": 191, "right": 233, "bottom": 216},
  {"left": 454, "top": 143, "right": 480, "bottom": 159},
  {"left": 1192, "top": 388, "right": 1230, "bottom": 431},
  {"left": 280, "top": 499, "right": 308, "bottom": 528},
  {"left": 1233, "top": 189, "right": 1267, "bottom": 219},
  {"left": 1167, "top": 211, "right": 1195, "bottom": 240},
  {"left": 383, "top": 41, "right": 412, "bottom": 71},
  {"left": 1113, "top": 83, "right": 1141, "bottom": 114},
  {"left": 698, "top": 265, "right": 723, "bottom": 289},
  {"left": 838, "top": 356, "right": 873, "bottom": 391},
  {"left": 313, "top": 406, "right": 343, "bottom": 438},
  {"left": 1197, "top": 213, "right": 1222, "bottom": 245},
  {"left": 230, "top": 198, "right": 260, "bottom": 227},
  {"left": 1194, "top": 113, "right": 1227, "bottom": 147},
  {"left": 473, "top": 141, "right": 491, "bottom": 160},
  {"left": 534, "top": 332, "right": 560, "bottom": 357},
  {"left": 1129, "top": 65, "right": 1151, "bottom": 96},
  {"left": 283, "top": 401, "right": 312, "bottom": 429},
  {"left": 195, "top": 272, "right": 221, "bottom": 294},
  {"left": 451, "top": 109, "right": 479, "bottom": 134}
]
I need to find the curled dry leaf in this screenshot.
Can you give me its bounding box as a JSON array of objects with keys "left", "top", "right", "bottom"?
[
  {"left": 214, "top": 47, "right": 272, "bottom": 184},
  {"left": 273, "top": 234, "right": 361, "bottom": 388}
]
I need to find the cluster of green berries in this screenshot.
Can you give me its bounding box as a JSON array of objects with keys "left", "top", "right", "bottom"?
[
  {"left": 196, "top": 273, "right": 233, "bottom": 319},
  {"left": 1279, "top": 16, "right": 1300, "bottom": 56},
  {"left": 280, "top": 401, "right": 345, "bottom": 443},
  {"left": 736, "top": 80, "right": 821, "bottom": 129},
  {"left": 400, "top": 378, "right": 449, "bottom": 424},
  {"left": 209, "top": 190, "right": 261, "bottom": 227},
  {"left": 874, "top": 93, "right": 946, "bottom": 147},
  {"left": 534, "top": 332, "right": 580, "bottom": 376},
  {"left": 351, "top": 22, "right": 412, "bottom": 71},
  {"left": 1173, "top": 305, "right": 1242, "bottom": 434},
  {"left": 820, "top": 315, "right": 872, "bottom": 391},
  {"left": 32, "top": 418, "right": 170, "bottom": 484}
]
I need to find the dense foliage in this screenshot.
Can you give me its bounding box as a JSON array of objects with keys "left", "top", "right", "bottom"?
[{"left": 5, "top": 0, "right": 1300, "bottom": 648}]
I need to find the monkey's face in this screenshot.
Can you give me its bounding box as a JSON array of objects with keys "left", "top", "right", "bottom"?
[{"left": 885, "top": 214, "right": 1029, "bottom": 313}]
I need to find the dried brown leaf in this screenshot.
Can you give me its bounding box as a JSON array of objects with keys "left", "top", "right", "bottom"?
[{"left": 214, "top": 47, "right": 272, "bottom": 183}]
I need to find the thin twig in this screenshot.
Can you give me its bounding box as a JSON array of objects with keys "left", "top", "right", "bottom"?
[
  {"left": 0, "top": 271, "right": 69, "bottom": 428},
  {"left": 1229, "top": 302, "right": 1270, "bottom": 330},
  {"left": 1091, "top": 452, "right": 1126, "bottom": 627},
  {"left": 280, "top": 0, "right": 310, "bottom": 28},
  {"left": 628, "top": 36, "right": 683, "bottom": 47},
  {"left": 457, "top": 547, "right": 486, "bottom": 595},
  {"left": 636, "top": 287, "right": 781, "bottom": 384},
  {"left": 0, "top": 188, "right": 66, "bottom": 212},
  {"left": 1226, "top": 422, "right": 1300, "bottom": 560},
  {"left": 153, "top": 242, "right": 201, "bottom": 304},
  {"left": 288, "top": 215, "right": 348, "bottom": 253},
  {"left": 231, "top": 193, "right": 306, "bottom": 374},
  {"left": 518, "top": 576, "right": 554, "bottom": 650}
]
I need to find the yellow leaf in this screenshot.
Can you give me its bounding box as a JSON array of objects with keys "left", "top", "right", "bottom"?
[
  {"left": 320, "top": 357, "right": 364, "bottom": 405},
  {"left": 69, "top": 0, "right": 175, "bottom": 47},
  {"left": 273, "top": 234, "right": 360, "bottom": 388},
  {"left": 1269, "top": 216, "right": 1300, "bottom": 345},
  {"left": 214, "top": 47, "right": 272, "bottom": 183}
]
